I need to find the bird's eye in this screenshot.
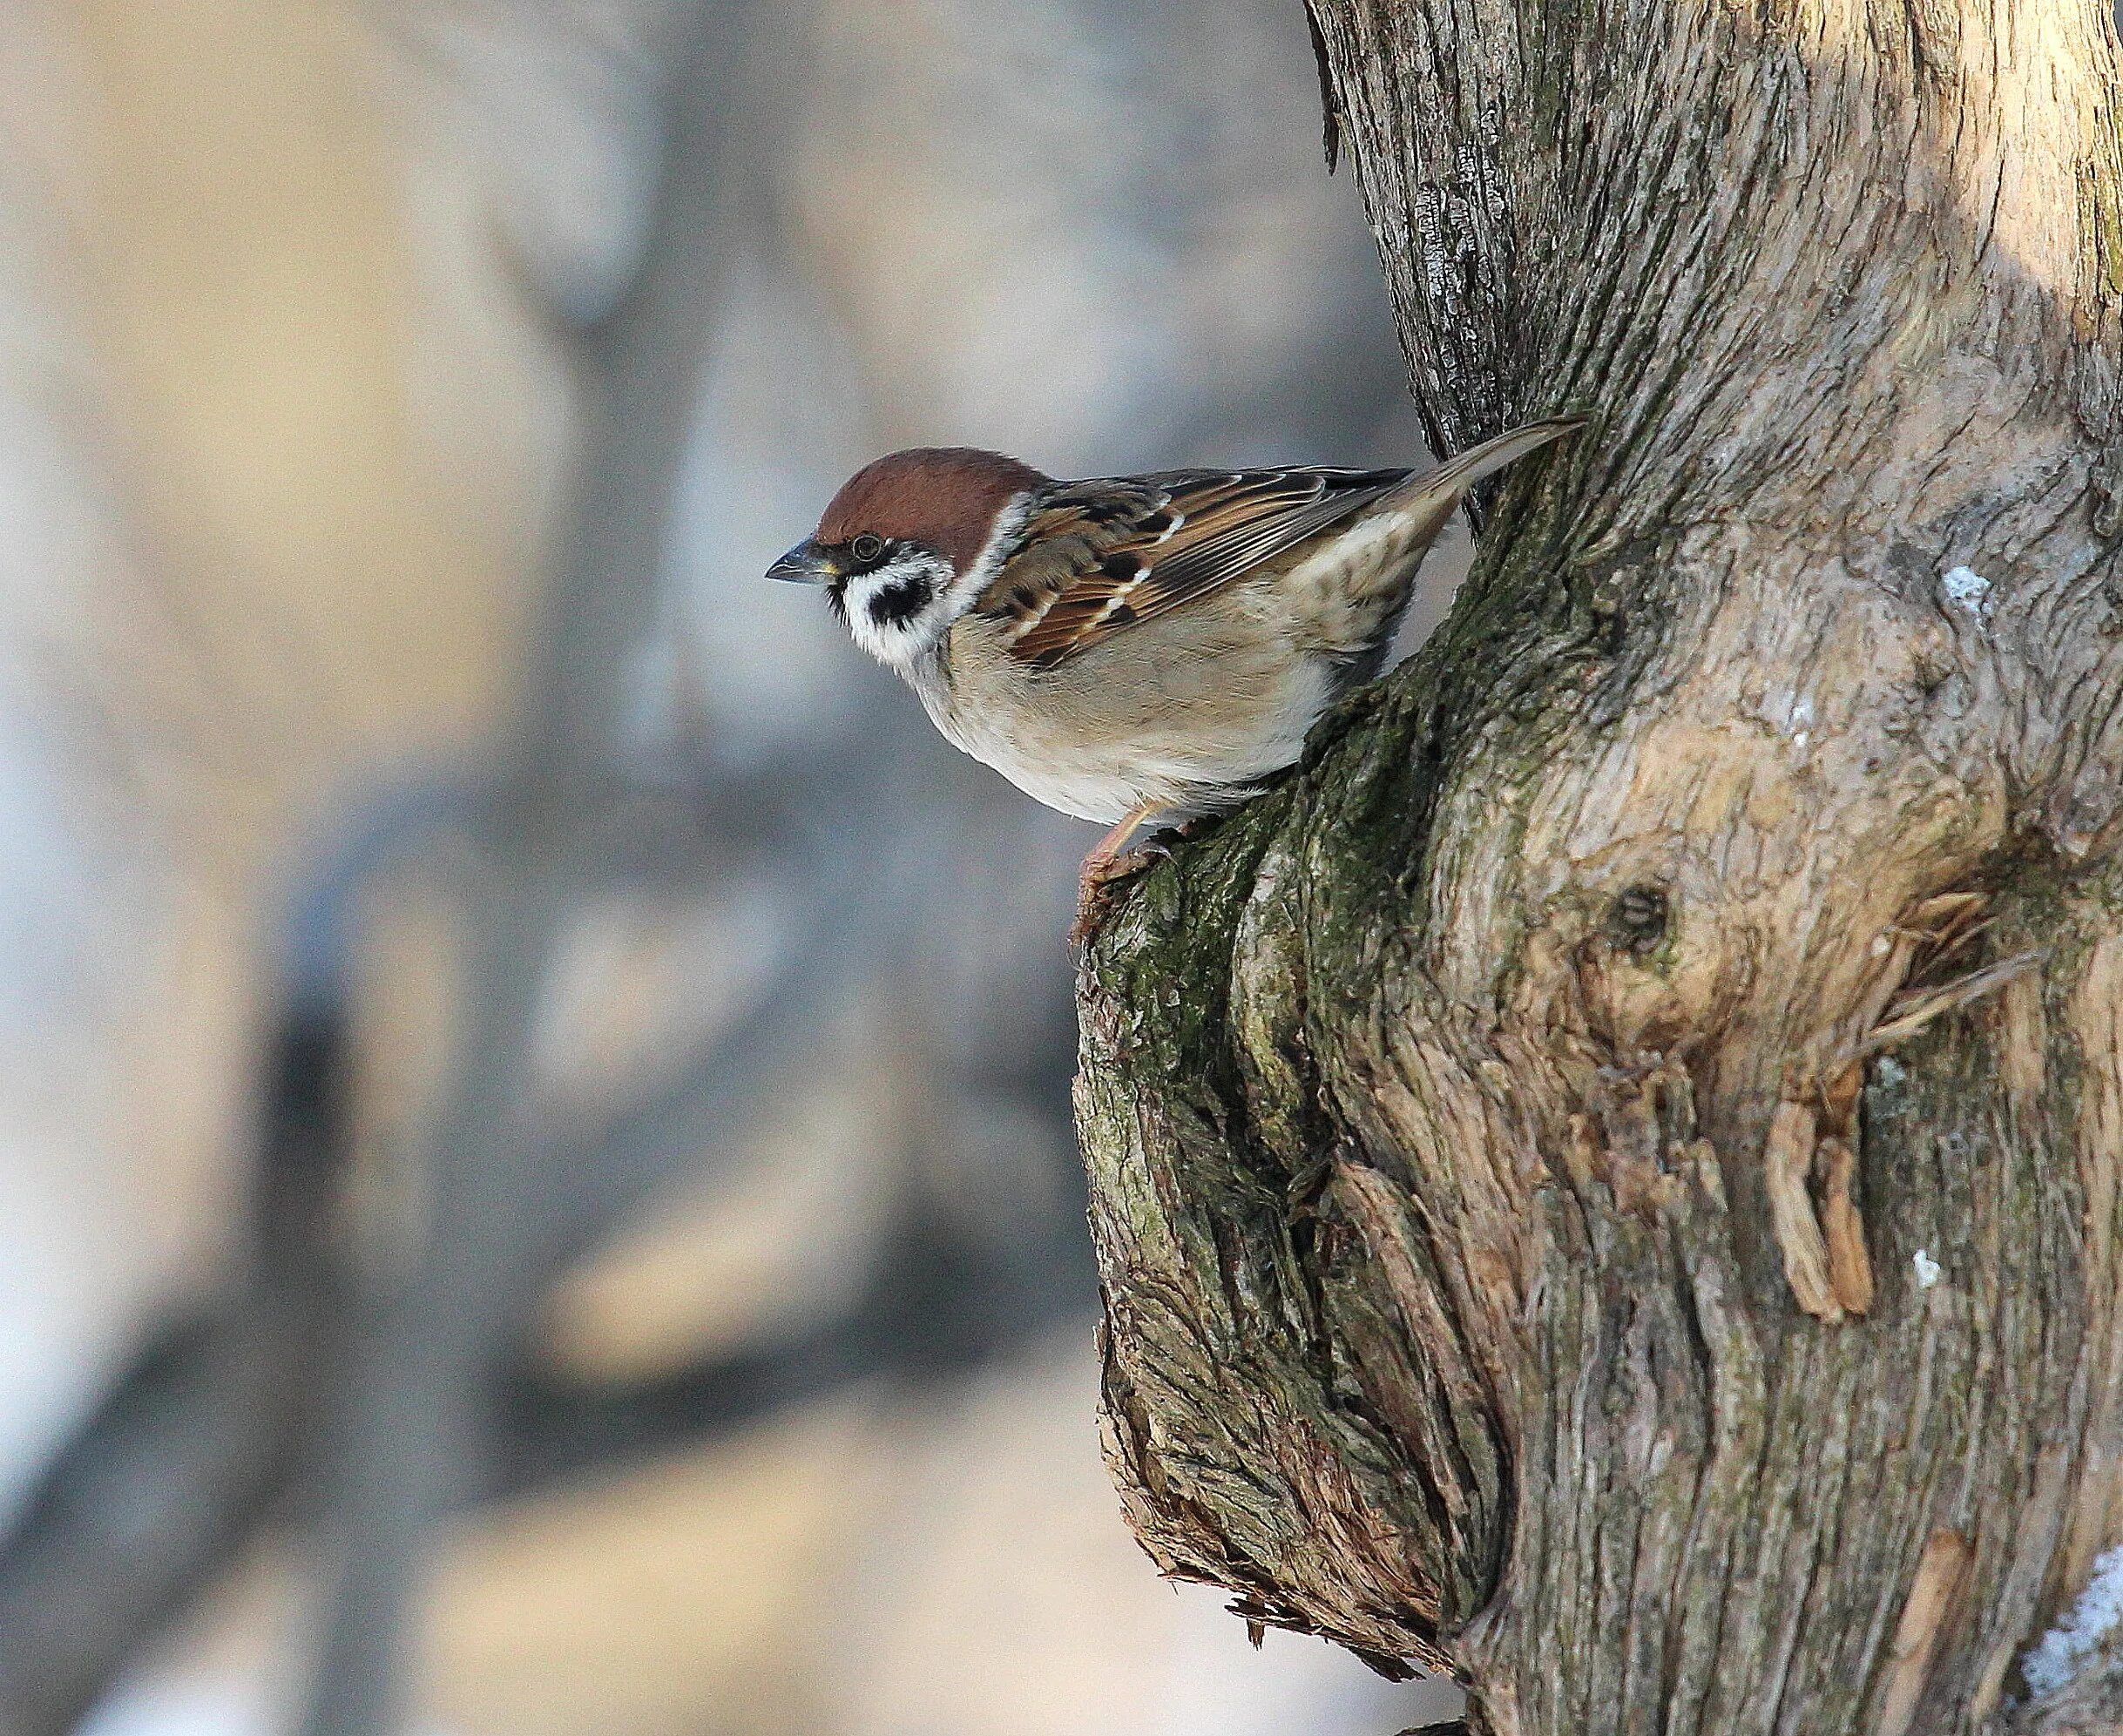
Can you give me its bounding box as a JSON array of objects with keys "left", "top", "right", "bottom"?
[{"left": 850, "top": 534, "right": 886, "bottom": 564}]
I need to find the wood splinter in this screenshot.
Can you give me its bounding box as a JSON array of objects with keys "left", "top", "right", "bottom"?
[
  {"left": 1815, "top": 1136, "right": 1875, "bottom": 1314},
  {"left": 1765, "top": 1100, "right": 1844, "bottom": 1321},
  {"left": 1857, "top": 949, "right": 2046, "bottom": 1058},
  {"left": 1875, "top": 1529, "right": 1972, "bottom": 1736}
]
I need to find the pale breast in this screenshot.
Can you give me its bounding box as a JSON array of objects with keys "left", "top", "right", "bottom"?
[{"left": 912, "top": 591, "right": 1342, "bottom": 824}]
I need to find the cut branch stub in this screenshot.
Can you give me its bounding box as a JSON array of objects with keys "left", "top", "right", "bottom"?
[{"left": 1075, "top": 1, "right": 2123, "bottom": 1732}]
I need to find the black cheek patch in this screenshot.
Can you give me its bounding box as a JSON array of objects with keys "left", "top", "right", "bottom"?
[{"left": 869, "top": 578, "right": 931, "bottom": 628}]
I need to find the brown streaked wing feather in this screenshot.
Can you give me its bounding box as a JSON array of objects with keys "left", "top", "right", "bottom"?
[
  {"left": 970, "top": 480, "right": 1171, "bottom": 632},
  {"left": 977, "top": 467, "right": 1410, "bottom": 670}
]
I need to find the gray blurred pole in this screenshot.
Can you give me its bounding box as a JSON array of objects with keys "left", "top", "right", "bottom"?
[{"left": 294, "top": 6, "right": 760, "bottom": 1733}]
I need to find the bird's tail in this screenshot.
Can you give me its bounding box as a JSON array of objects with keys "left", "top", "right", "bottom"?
[
  {"left": 1305, "top": 415, "right": 1585, "bottom": 678},
  {"left": 1399, "top": 414, "right": 1586, "bottom": 510}
]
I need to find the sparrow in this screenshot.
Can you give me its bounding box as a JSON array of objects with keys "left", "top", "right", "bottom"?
[{"left": 769, "top": 416, "right": 1583, "bottom": 941}]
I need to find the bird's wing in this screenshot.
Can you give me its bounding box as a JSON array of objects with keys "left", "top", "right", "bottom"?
[{"left": 973, "top": 466, "right": 1411, "bottom": 671}]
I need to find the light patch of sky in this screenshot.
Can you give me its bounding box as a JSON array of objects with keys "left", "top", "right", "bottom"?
[
  {"left": 82, "top": 1670, "right": 462, "bottom": 1736},
  {"left": 0, "top": 715, "right": 148, "bottom": 1036},
  {"left": 0, "top": 713, "right": 172, "bottom": 1524},
  {"left": 655, "top": 245, "right": 889, "bottom": 766}
]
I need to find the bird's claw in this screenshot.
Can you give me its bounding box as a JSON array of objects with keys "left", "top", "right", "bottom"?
[{"left": 1071, "top": 846, "right": 1164, "bottom": 948}]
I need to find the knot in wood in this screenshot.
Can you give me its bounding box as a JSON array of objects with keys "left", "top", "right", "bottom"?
[{"left": 1605, "top": 883, "right": 1670, "bottom": 956}]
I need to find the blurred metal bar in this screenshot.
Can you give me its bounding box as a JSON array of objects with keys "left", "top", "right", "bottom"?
[{"left": 294, "top": 4, "right": 764, "bottom": 1731}]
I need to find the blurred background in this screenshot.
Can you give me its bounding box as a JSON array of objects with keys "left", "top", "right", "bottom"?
[{"left": 0, "top": 1, "right": 1467, "bottom": 1732}]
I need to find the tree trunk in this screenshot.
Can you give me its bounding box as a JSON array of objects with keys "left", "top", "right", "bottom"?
[{"left": 1074, "top": 3, "right": 2123, "bottom": 1732}]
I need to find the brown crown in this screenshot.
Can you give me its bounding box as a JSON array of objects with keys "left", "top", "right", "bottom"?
[{"left": 816, "top": 447, "right": 1048, "bottom": 571}]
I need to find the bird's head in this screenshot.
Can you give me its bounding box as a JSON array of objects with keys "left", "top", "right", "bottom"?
[{"left": 768, "top": 447, "right": 1047, "bottom": 669}]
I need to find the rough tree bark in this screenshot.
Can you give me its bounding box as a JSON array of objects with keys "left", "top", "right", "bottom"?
[{"left": 1075, "top": 3, "right": 2123, "bottom": 1732}]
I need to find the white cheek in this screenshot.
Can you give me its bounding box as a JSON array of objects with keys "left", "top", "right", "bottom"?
[{"left": 843, "top": 557, "right": 955, "bottom": 667}]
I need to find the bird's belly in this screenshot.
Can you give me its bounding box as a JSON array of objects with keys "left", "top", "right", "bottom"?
[
  {"left": 921, "top": 639, "right": 1341, "bottom": 826},
  {"left": 923, "top": 691, "right": 1148, "bottom": 822},
  {"left": 970, "top": 751, "right": 1154, "bottom": 826}
]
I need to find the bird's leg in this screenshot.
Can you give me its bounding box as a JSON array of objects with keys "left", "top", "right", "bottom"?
[{"left": 1071, "top": 802, "right": 1163, "bottom": 947}]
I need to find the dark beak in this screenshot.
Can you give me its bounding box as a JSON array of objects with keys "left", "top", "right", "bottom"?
[{"left": 766, "top": 538, "right": 838, "bottom": 584}]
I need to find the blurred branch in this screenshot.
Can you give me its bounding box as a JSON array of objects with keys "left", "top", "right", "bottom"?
[
  {"left": 0, "top": 766, "right": 873, "bottom": 1736},
  {"left": 0, "top": 961, "right": 1083, "bottom": 1736},
  {"left": 0, "top": 1010, "right": 348, "bottom": 1736},
  {"left": 292, "top": 1, "right": 783, "bottom": 1727},
  {"left": 0, "top": 0, "right": 777, "bottom": 1722},
  {"left": 0, "top": 666, "right": 994, "bottom": 1736},
  {"left": 493, "top": 1188, "right": 1089, "bottom": 1497}
]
